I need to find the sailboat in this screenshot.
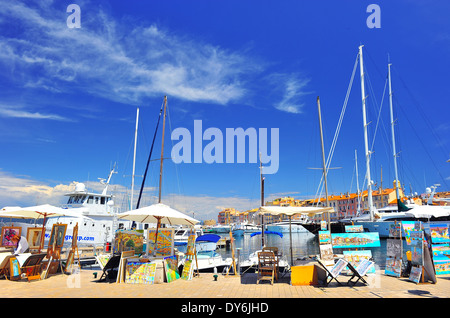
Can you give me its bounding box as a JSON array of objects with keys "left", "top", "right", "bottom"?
[{"left": 347, "top": 47, "right": 450, "bottom": 237}]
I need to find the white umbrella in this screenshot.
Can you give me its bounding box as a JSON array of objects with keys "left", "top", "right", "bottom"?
[
  {"left": 258, "top": 205, "right": 334, "bottom": 265},
  {"left": 116, "top": 203, "right": 199, "bottom": 255},
  {"left": 0, "top": 204, "right": 93, "bottom": 252}
]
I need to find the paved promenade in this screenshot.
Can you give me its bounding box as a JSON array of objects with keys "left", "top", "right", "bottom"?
[{"left": 0, "top": 268, "right": 449, "bottom": 299}]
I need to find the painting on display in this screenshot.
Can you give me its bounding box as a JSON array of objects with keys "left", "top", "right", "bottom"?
[
  {"left": 9, "top": 257, "right": 21, "bottom": 280},
  {"left": 410, "top": 230, "right": 424, "bottom": 245},
  {"left": 389, "top": 223, "right": 401, "bottom": 238},
  {"left": 331, "top": 232, "right": 380, "bottom": 249},
  {"left": 432, "top": 244, "right": 450, "bottom": 258},
  {"left": 49, "top": 224, "right": 67, "bottom": 248},
  {"left": 345, "top": 225, "right": 363, "bottom": 233},
  {"left": 343, "top": 250, "right": 375, "bottom": 274},
  {"left": 402, "top": 221, "right": 417, "bottom": 245},
  {"left": 385, "top": 257, "right": 402, "bottom": 277},
  {"left": 411, "top": 240, "right": 424, "bottom": 266},
  {"left": 147, "top": 228, "right": 174, "bottom": 257},
  {"left": 26, "top": 227, "right": 44, "bottom": 249},
  {"left": 409, "top": 266, "right": 422, "bottom": 284},
  {"left": 318, "top": 231, "right": 331, "bottom": 245},
  {"left": 319, "top": 244, "right": 334, "bottom": 266},
  {"left": 164, "top": 255, "right": 179, "bottom": 283},
  {"left": 429, "top": 224, "right": 449, "bottom": 244},
  {"left": 125, "top": 262, "right": 157, "bottom": 284},
  {"left": 113, "top": 230, "right": 144, "bottom": 254},
  {"left": 181, "top": 259, "right": 194, "bottom": 280},
  {"left": 433, "top": 257, "right": 450, "bottom": 275},
  {"left": 386, "top": 239, "right": 402, "bottom": 258},
  {"left": 186, "top": 233, "right": 196, "bottom": 255},
  {"left": 1, "top": 226, "right": 21, "bottom": 247}
]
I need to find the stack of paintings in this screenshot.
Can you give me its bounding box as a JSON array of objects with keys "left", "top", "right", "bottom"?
[
  {"left": 430, "top": 224, "right": 450, "bottom": 275},
  {"left": 125, "top": 262, "right": 157, "bottom": 284},
  {"left": 318, "top": 224, "right": 334, "bottom": 267},
  {"left": 385, "top": 223, "right": 402, "bottom": 277}
]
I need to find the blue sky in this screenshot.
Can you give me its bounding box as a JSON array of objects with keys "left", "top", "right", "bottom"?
[{"left": 0, "top": 0, "right": 449, "bottom": 220}]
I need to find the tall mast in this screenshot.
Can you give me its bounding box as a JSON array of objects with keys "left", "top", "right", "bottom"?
[
  {"left": 359, "top": 45, "right": 374, "bottom": 220},
  {"left": 259, "top": 152, "right": 265, "bottom": 248},
  {"left": 388, "top": 63, "right": 401, "bottom": 203},
  {"left": 131, "top": 107, "right": 139, "bottom": 210},
  {"left": 355, "top": 149, "right": 361, "bottom": 214},
  {"left": 158, "top": 96, "right": 167, "bottom": 203},
  {"left": 317, "top": 96, "right": 330, "bottom": 229}
]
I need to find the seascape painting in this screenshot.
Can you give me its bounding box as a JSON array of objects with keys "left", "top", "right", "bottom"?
[
  {"left": 430, "top": 224, "right": 449, "bottom": 244},
  {"left": 331, "top": 232, "right": 380, "bottom": 249},
  {"left": 385, "top": 257, "right": 402, "bottom": 277}
]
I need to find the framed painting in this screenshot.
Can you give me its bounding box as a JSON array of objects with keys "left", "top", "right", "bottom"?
[
  {"left": 385, "top": 257, "right": 402, "bottom": 277},
  {"left": 318, "top": 231, "right": 331, "bottom": 245},
  {"left": 343, "top": 250, "right": 375, "bottom": 274},
  {"left": 386, "top": 239, "right": 402, "bottom": 258},
  {"left": 163, "top": 255, "right": 179, "bottom": 283},
  {"left": 113, "top": 230, "right": 144, "bottom": 254},
  {"left": 331, "top": 232, "right": 380, "bottom": 249},
  {"left": 9, "top": 257, "right": 21, "bottom": 280},
  {"left": 411, "top": 240, "right": 424, "bottom": 266},
  {"left": 49, "top": 224, "right": 67, "bottom": 248},
  {"left": 389, "top": 223, "right": 401, "bottom": 238},
  {"left": 345, "top": 225, "right": 363, "bottom": 233},
  {"left": 409, "top": 265, "right": 422, "bottom": 284},
  {"left": 125, "top": 262, "right": 156, "bottom": 284},
  {"left": 319, "top": 244, "right": 334, "bottom": 266},
  {"left": 1, "top": 226, "right": 21, "bottom": 248},
  {"left": 27, "top": 227, "right": 44, "bottom": 249},
  {"left": 147, "top": 228, "right": 174, "bottom": 257},
  {"left": 430, "top": 224, "right": 449, "bottom": 244},
  {"left": 71, "top": 223, "right": 79, "bottom": 248},
  {"left": 64, "top": 250, "right": 75, "bottom": 274},
  {"left": 181, "top": 259, "right": 194, "bottom": 281}
]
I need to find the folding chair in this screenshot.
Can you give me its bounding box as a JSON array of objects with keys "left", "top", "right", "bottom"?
[
  {"left": 317, "top": 258, "right": 348, "bottom": 286},
  {"left": 346, "top": 259, "right": 374, "bottom": 286},
  {"left": 257, "top": 251, "right": 277, "bottom": 285},
  {"left": 97, "top": 254, "right": 121, "bottom": 282}
]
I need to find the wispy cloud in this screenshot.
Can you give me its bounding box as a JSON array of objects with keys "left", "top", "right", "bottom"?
[
  {"left": 0, "top": 105, "right": 71, "bottom": 121},
  {"left": 0, "top": 0, "right": 261, "bottom": 106},
  {"left": 268, "top": 73, "right": 311, "bottom": 114}
]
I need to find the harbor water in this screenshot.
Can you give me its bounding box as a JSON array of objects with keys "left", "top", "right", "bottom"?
[{"left": 216, "top": 232, "right": 410, "bottom": 270}]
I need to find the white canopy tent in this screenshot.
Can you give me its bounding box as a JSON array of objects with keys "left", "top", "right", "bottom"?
[{"left": 258, "top": 205, "right": 335, "bottom": 265}]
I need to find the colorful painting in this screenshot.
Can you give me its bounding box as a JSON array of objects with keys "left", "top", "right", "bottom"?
[
  {"left": 113, "top": 230, "right": 144, "bottom": 254},
  {"left": 27, "top": 227, "right": 44, "bottom": 249},
  {"left": 320, "top": 221, "right": 327, "bottom": 231},
  {"left": 430, "top": 224, "right": 449, "bottom": 244},
  {"left": 386, "top": 239, "right": 402, "bottom": 258},
  {"left": 319, "top": 244, "right": 334, "bottom": 266},
  {"left": 331, "top": 232, "right": 380, "bottom": 249},
  {"left": 164, "top": 255, "right": 179, "bottom": 283},
  {"left": 1, "top": 226, "right": 21, "bottom": 247},
  {"left": 385, "top": 257, "right": 402, "bottom": 277},
  {"left": 49, "top": 224, "right": 67, "bottom": 248},
  {"left": 96, "top": 254, "right": 111, "bottom": 269},
  {"left": 147, "top": 228, "right": 174, "bottom": 256},
  {"left": 409, "top": 266, "right": 422, "bottom": 284},
  {"left": 432, "top": 244, "right": 450, "bottom": 257},
  {"left": 181, "top": 259, "right": 194, "bottom": 280},
  {"left": 318, "top": 230, "right": 331, "bottom": 245},
  {"left": 10, "top": 257, "right": 21, "bottom": 279},
  {"left": 411, "top": 240, "right": 423, "bottom": 266},
  {"left": 433, "top": 257, "right": 450, "bottom": 275},
  {"left": 125, "top": 262, "right": 157, "bottom": 284},
  {"left": 330, "top": 259, "right": 348, "bottom": 277},
  {"left": 389, "top": 223, "right": 401, "bottom": 238},
  {"left": 345, "top": 225, "right": 363, "bottom": 233},
  {"left": 343, "top": 250, "right": 375, "bottom": 274},
  {"left": 402, "top": 221, "right": 416, "bottom": 245},
  {"left": 410, "top": 230, "right": 424, "bottom": 245},
  {"left": 186, "top": 233, "right": 196, "bottom": 255}
]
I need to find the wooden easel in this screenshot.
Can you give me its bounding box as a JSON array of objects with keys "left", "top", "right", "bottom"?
[
  {"left": 186, "top": 229, "right": 200, "bottom": 277},
  {"left": 226, "top": 230, "right": 238, "bottom": 276},
  {"left": 64, "top": 223, "right": 80, "bottom": 274}
]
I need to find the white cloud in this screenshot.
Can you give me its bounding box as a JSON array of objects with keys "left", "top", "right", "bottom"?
[
  {"left": 0, "top": 0, "right": 259, "bottom": 106},
  {"left": 0, "top": 105, "right": 71, "bottom": 121},
  {"left": 272, "top": 74, "right": 311, "bottom": 114}
]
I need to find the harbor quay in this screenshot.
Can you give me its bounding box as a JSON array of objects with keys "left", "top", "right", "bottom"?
[{"left": 0, "top": 267, "right": 449, "bottom": 299}]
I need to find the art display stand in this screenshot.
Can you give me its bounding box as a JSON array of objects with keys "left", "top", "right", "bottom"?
[
  {"left": 64, "top": 223, "right": 80, "bottom": 274},
  {"left": 182, "top": 230, "right": 199, "bottom": 280},
  {"left": 407, "top": 224, "right": 437, "bottom": 284},
  {"left": 385, "top": 221, "right": 403, "bottom": 278},
  {"left": 429, "top": 224, "right": 450, "bottom": 275},
  {"left": 225, "top": 229, "right": 238, "bottom": 276},
  {"left": 42, "top": 223, "right": 67, "bottom": 279}
]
